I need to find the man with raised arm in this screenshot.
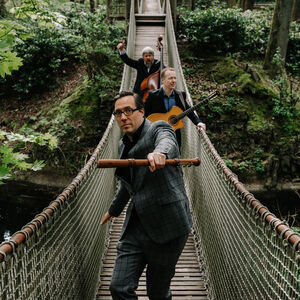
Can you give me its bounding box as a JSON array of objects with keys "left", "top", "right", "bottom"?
[
  {"left": 144, "top": 67, "right": 206, "bottom": 147},
  {"left": 117, "top": 40, "right": 161, "bottom": 99},
  {"left": 100, "top": 91, "right": 192, "bottom": 300}
]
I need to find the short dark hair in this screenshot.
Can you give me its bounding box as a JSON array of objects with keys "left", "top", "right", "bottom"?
[{"left": 113, "top": 91, "right": 144, "bottom": 110}]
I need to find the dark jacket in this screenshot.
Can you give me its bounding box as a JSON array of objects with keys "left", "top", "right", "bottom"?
[
  {"left": 144, "top": 88, "right": 202, "bottom": 146},
  {"left": 108, "top": 120, "right": 192, "bottom": 244},
  {"left": 120, "top": 53, "right": 161, "bottom": 97}
]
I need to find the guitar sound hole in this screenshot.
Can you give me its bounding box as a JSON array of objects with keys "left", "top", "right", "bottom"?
[{"left": 169, "top": 117, "right": 177, "bottom": 125}]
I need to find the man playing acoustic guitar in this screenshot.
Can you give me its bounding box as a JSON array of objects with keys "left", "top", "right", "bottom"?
[{"left": 144, "top": 67, "right": 206, "bottom": 147}]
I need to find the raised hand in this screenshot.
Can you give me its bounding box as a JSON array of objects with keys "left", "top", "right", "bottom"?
[{"left": 117, "top": 40, "right": 126, "bottom": 51}]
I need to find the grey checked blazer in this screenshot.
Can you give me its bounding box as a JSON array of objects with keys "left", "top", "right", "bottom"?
[{"left": 108, "top": 120, "right": 192, "bottom": 244}]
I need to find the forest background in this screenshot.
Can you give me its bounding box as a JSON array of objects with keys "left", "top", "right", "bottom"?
[{"left": 0, "top": 0, "right": 299, "bottom": 227}]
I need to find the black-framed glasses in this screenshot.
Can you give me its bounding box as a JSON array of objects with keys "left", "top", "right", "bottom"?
[{"left": 113, "top": 108, "right": 140, "bottom": 118}]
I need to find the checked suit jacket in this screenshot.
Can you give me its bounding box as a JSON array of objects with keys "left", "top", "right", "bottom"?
[
  {"left": 120, "top": 53, "right": 161, "bottom": 97},
  {"left": 108, "top": 120, "right": 192, "bottom": 244}
]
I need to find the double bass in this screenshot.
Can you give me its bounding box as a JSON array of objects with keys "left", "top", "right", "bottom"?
[{"left": 140, "top": 35, "right": 164, "bottom": 102}]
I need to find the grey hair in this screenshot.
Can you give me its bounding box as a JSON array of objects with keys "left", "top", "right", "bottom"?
[{"left": 142, "top": 47, "right": 154, "bottom": 56}]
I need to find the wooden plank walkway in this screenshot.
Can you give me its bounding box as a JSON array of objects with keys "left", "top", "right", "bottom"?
[
  {"left": 96, "top": 210, "right": 208, "bottom": 299},
  {"left": 97, "top": 1, "right": 208, "bottom": 298}
]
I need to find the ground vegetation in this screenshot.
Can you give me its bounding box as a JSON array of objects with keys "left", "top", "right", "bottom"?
[
  {"left": 0, "top": 0, "right": 125, "bottom": 180},
  {"left": 178, "top": 4, "right": 299, "bottom": 188}
]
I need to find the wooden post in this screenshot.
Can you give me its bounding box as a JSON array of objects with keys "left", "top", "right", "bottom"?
[
  {"left": 189, "top": 0, "right": 195, "bottom": 10},
  {"left": 227, "top": 0, "right": 238, "bottom": 8},
  {"left": 292, "top": 0, "right": 300, "bottom": 22},
  {"left": 90, "top": 0, "right": 95, "bottom": 13},
  {"left": 125, "top": 0, "right": 130, "bottom": 22},
  {"left": 106, "top": 0, "right": 111, "bottom": 23},
  {"left": 0, "top": 0, "right": 6, "bottom": 17},
  {"left": 237, "top": 0, "right": 254, "bottom": 11},
  {"left": 170, "top": 0, "right": 177, "bottom": 32}
]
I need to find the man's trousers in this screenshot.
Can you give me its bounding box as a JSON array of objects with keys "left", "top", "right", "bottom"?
[{"left": 109, "top": 210, "right": 188, "bottom": 300}]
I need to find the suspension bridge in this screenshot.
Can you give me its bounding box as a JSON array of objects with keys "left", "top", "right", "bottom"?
[{"left": 0, "top": 1, "right": 299, "bottom": 299}]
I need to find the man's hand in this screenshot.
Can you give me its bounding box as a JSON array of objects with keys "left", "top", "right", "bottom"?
[
  {"left": 100, "top": 212, "right": 114, "bottom": 225},
  {"left": 147, "top": 152, "right": 166, "bottom": 172},
  {"left": 197, "top": 122, "right": 206, "bottom": 132},
  {"left": 117, "top": 40, "right": 125, "bottom": 52}
]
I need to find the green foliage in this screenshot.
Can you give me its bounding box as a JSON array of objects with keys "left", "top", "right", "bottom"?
[
  {"left": 0, "top": 128, "right": 58, "bottom": 184},
  {"left": 0, "top": 25, "right": 78, "bottom": 98},
  {"left": 270, "top": 77, "right": 300, "bottom": 135},
  {"left": 10, "top": 0, "right": 68, "bottom": 27},
  {"left": 223, "top": 158, "right": 233, "bottom": 169},
  {"left": 286, "top": 22, "right": 300, "bottom": 76},
  {"left": 240, "top": 9, "right": 271, "bottom": 56},
  {"left": 194, "top": 0, "right": 225, "bottom": 9},
  {"left": 0, "top": 20, "right": 26, "bottom": 78},
  {"left": 178, "top": 7, "right": 299, "bottom": 75},
  {"left": 64, "top": 6, "right": 125, "bottom": 77},
  {"left": 178, "top": 7, "right": 246, "bottom": 55},
  {"left": 292, "top": 227, "right": 300, "bottom": 233},
  {"left": 0, "top": 51, "right": 23, "bottom": 78},
  {"left": 0, "top": 2, "right": 125, "bottom": 98}
]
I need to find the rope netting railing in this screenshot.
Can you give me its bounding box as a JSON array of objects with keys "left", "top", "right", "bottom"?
[
  {"left": 0, "top": 118, "right": 120, "bottom": 300},
  {"left": 1, "top": 0, "right": 299, "bottom": 299},
  {"left": 184, "top": 128, "right": 300, "bottom": 299},
  {"left": 0, "top": 2, "right": 137, "bottom": 299},
  {"left": 164, "top": 1, "right": 300, "bottom": 299}
]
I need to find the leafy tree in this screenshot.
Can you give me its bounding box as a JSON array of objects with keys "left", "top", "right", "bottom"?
[
  {"left": 0, "top": 129, "right": 58, "bottom": 184},
  {"left": 0, "top": 20, "right": 25, "bottom": 78}
]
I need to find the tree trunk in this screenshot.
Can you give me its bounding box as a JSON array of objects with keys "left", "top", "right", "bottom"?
[
  {"left": 189, "top": 0, "right": 195, "bottom": 10},
  {"left": 237, "top": 0, "right": 254, "bottom": 11},
  {"left": 106, "top": 0, "right": 111, "bottom": 23},
  {"left": 90, "top": 0, "right": 95, "bottom": 13},
  {"left": 170, "top": 0, "right": 177, "bottom": 31},
  {"left": 0, "top": 0, "right": 6, "bottom": 16},
  {"left": 291, "top": 0, "right": 300, "bottom": 22},
  {"left": 263, "top": 0, "right": 294, "bottom": 76},
  {"left": 227, "top": 0, "right": 238, "bottom": 8},
  {"left": 135, "top": 0, "right": 139, "bottom": 14},
  {"left": 125, "top": 0, "right": 130, "bottom": 23}
]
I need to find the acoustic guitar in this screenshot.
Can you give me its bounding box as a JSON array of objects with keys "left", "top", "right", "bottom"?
[{"left": 147, "top": 91, "right": 219, "bottom": 131}]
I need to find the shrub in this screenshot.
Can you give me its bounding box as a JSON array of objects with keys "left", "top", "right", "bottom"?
[
  {"left": 0, "top": 24, "right": 78, "bottom": 98},
  {"left": 178, "top": 7, "right": 246, "bottom": 55},
  {"left": 0, "top": 4, "right": 125, "bottom": 99},
  {"left": 286, "top": 22, "right": 300, "bottom": 75},
  {"left": 194, "top": 0, "right": 225, "bottom": 9},
  {"left": 178, "top": 7, "right": 299, "bottom": 75},
  {"left": 240, "top": 9, "right": 271, "bottom": 56},
  {"left": 65, "top": 7, "right": 125, "bottom": 77}
]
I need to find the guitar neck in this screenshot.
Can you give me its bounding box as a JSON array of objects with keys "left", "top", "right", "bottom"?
[{"left": 176, "top": 91, "right": 219, "bottom": 121}]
